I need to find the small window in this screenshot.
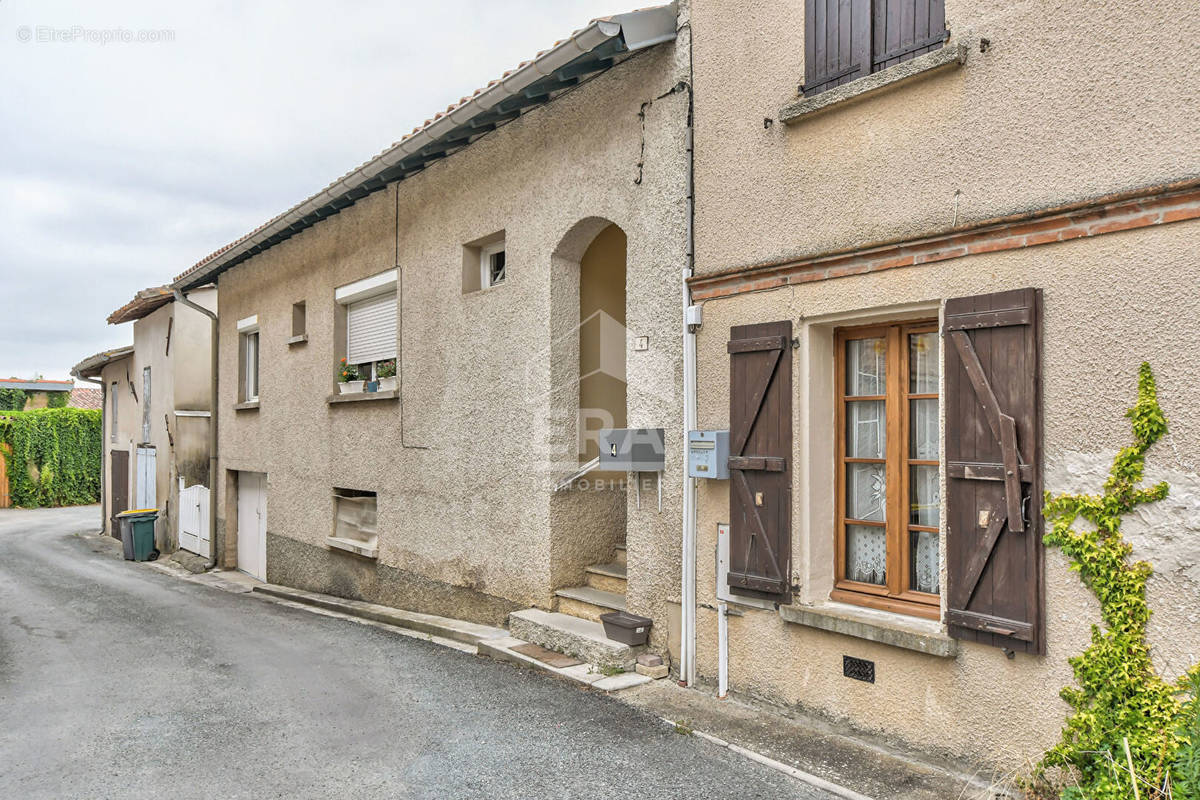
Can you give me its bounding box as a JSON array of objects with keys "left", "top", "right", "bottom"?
[
  {"left": 243, "top": 332, "right": 260, "bottom": 401},
  {"left": 142, "top": 367, "right": 152, "bottom": 443},
  {"left": 462, "top": 232, "right": 506, "bottom": 293},
  {"left": 331, "top": 489, "right": 378, "bottom": 557},
  {"left": 237, "top": 315, "right": 260, "bottom": 403},
  {"left": 803, "top": 0, "right": 947, "bottom": 96},
  {"left": 290, "top": 301, "right": 307, "bottom": 343},
  {"left": 834, "top": 320, "right": 940, "bottom": 617},
  {"left": 481, "top": 241, "right": 506, "bottom": 288},
  {"left": 110, "top": 381, "right": 118, "bottom": 442}
]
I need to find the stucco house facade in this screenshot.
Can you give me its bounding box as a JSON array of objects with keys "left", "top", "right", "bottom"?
[
  {"left": 73, "top": 285, "right": 217, "bottom": 554},
  {"left": 171, "top": 6, "right": 689, "bottom": 638},
  {"left": 685, "top": 0, "right": 1200, "bottom": 775}
]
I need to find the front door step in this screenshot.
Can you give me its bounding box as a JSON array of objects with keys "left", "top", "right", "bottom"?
[
  {"left": 553, "top": 585, "right": 626, "bottom": 623},
  {"left": 509, "top": 608, "right": 642, "bottom": 671}
]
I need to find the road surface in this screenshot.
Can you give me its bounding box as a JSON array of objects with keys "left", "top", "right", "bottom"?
[{"left": 0, "top": 506, "right": 834, "bottom": 799}]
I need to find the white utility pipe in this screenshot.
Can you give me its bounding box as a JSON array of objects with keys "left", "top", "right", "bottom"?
[
  {"left": 680, "top": 119, "right": 697, "bottom": 687},
  {"left": 717, "top": 601, "right": 729, "bottom": 698}
]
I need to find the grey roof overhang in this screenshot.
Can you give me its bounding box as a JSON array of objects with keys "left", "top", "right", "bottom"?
[{"left": 173, "top": 3, "right": 678, "bottom": 291}]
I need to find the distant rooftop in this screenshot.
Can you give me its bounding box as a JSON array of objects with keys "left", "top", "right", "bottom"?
[{"left": 0, "top": 378, "right": 73, "bottom": 392}]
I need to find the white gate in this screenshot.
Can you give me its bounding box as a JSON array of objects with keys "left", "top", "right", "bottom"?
[
  {"left": 178, "top": 477, "right": 210, "bottom": 558},
  {"left": 135, "top": 447, "right": 156, "bottom": 509}
]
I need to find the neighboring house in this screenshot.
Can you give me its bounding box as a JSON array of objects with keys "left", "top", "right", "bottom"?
[
  {"left": 170, "top": 4, "right": 687, "bottom": 641},
  {"left": 0, "top": 378, "right": 74, "bottom": 410},
  {"left": 71, "top": 285, "right": 217, "bottom": 557},
  {"left": 685, "top": 0, "right": 1200, "bottom": 776}
]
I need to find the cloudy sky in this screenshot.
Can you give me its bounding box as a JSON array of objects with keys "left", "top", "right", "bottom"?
[{"left": 0, "top": 0, "right": 620, "bottom": 380}]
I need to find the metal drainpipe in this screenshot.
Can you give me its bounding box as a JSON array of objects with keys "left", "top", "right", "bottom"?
[
  {"left": 172, "top": 289, "right": 219, "bottom": 569},
  {"left": 681, "top": 109, "right": 698, "bottom": 687}
]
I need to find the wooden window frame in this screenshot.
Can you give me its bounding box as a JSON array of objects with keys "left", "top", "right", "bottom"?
[{"left": 832, "top": 320, "right": 940, "bottom": 619}]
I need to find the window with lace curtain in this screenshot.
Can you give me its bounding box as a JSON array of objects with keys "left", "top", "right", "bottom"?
[{"left": 833, "top": 321, "right": 941, "bottom": 619}]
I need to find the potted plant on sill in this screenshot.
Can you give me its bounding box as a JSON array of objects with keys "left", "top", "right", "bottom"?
[
  {"left": 376, "top": 359, "right": 397, "bottom": 392},
  {"left": 338, "top": 359, "right": 364, "bottom": 394}
]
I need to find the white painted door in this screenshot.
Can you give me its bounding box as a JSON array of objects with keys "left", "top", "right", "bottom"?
[
  {"left": 135, "top": 447, "right": 156, "bottom": 508},
  {"left": 177, "top": 477, "right": 210, "bottom": 558},
  {"left": 237, "top": 472, "right": 267, "bottom": 580}
]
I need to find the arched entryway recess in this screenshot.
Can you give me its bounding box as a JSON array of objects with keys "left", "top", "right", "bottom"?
[{"left": 547, "top": 217, "right": 629, "bottom": 593}]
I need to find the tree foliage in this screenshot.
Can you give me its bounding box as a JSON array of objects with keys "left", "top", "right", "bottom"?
[
  {"left": 0, "top": 408, "right": 102, "bottom": 507},
  {"left": 0, "top": 388, "right": 26, "bottom": 411},
  {"left": 1039, "top": 363, "right": 1198, "bottom": 799}
]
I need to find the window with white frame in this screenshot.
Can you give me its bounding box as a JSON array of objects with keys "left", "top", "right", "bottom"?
[
  {"left": 481, "top": 240, "right": 506, "bottom": 288},
  {"left": 336, "top": 269, "right": 398, "bottom": 382},
  {"left": 237, "top": 315, "right": 260, "bottom": 403}
]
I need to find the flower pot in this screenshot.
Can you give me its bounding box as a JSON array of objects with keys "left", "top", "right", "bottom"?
[
  {"left": 339, "top": 380, "right": 365, "bottom": 394},
  {"left": 378, "top": 376, "right": 398, "bottom": 392},
  {"left": 366, "top": 380, "right": 379, "bottom": 392}
]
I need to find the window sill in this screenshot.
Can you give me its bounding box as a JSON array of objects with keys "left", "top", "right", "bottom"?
[
  {"left": 779, "top": 600, "right": 957, "bottom": 658},
  {"left": 326, "top": 535, "right": 378, "bottom": 559},
  {"left": 327, "top": 389, "right": 398, "bottom": 405},
  {"left": 233, "top": 401, "right": 260, "bottom": 412},
  {"left": 287, "top": 334, "right": 308, "bottom": 347},
  {"left": 780, "top": 41, "right": 968, "bottom": 125}
]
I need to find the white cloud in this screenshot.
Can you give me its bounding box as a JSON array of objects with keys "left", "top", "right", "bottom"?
[{"left": 0, "top": 0, "right": 623, "bottom": 379}]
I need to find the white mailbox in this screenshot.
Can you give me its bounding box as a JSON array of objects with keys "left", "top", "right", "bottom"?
[{"left": 688, "top": 430, "right": 729, "bottom": 479}]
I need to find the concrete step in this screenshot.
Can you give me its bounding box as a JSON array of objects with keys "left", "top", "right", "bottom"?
[
  {"left": 508, "top": 608, "right": 641, "bottom": 671},
  {"left": 613, "top": 543, "right": 627, "bottom": 566},
  {"left": 252, "top": 584, "right": 509, "bottom": 646},
  {"left": 554, "top": 585, "right": 626, "bottom": 623},
  {"left": 584, "top": 562, "right": 627, "bottom": 593},
  {"left": 478, "top": 634, "right": 651, "bottom": 692}
]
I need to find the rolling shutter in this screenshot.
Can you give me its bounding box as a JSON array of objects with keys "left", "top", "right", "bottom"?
[
  {"left": 726, "top": 321, "right": 793, "bottom": 602},
  {"left": 346, "top": 291, "right": 397, "bottom": 365},
  {"left": 803, "top": 0, "right": 871, "bottom": 95},
  {"left": 944, "top": 288, "right": 1044, "bottom": 655}
]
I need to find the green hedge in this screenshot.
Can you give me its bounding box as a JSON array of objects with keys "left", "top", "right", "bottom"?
[{"left": 0, "top": 408, "right": 102, "bottom": 507}]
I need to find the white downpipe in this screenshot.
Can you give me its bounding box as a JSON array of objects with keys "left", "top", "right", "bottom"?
[
  {"left": 681, "top": 119, "right": 697, "bottom": 687},
  {"left": 717, "top": 601, "right": 729, "bottom": 698}
]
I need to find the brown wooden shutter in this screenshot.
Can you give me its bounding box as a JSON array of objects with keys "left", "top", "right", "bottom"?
[
  {"left": 945, "top": 288, "right": 1044, "bottom": 654},
  {"left": 872, "top": 0, "right": 948, "bottom": 71},
  {"left": 727, "top": 321, "right": 793, "bottom": 602},
  {"left": 803, "top": 0, "right": 871, "bottom": 96}
]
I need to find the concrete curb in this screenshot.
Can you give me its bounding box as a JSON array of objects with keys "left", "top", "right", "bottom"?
[
  {"left": 250, "top": 584, "right": 509, "bottom": 646},
  {"left": 660, "top": 716, "right": 877, "bottom": 800}
]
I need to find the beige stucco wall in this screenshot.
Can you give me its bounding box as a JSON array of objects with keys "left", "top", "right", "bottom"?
[
  {"left": 213, "top": 37, "right": 690, "bottom": 630},
  {"left": 691, "top": 221, "right": 1200, "bottom": 771},
  {"left": 686, "top": 0, "right": 1200, "bottom": 773},
  {"left": 690, "top": 0, "right": 1200, "bottom": 275}
]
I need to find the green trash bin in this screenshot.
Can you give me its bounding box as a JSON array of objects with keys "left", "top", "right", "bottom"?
[{"left": 116, "top": 509, "right": 159, "bottom": 562}]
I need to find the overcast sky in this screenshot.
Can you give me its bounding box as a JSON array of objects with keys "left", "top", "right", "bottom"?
[{"left": 0, "top": 0, "right": 620, "bottom": 380}]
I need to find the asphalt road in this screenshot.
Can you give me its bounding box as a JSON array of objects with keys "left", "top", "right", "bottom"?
[{"left": 0, "top": 506, "right": 835, "bottom": 800}]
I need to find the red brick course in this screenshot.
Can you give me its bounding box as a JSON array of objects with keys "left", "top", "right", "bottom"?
[{"left": 690, "top": 179, "right": 1200, "bottom": 301}]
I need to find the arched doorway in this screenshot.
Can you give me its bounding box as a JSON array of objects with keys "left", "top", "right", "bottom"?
[{"left": 547, "top": 218, "right": 629, "bottom": 598}]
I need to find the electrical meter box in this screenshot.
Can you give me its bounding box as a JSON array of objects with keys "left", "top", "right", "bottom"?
[
  {"left": 688, "top": 430, "right": 729, "bottom": 479},
  {"left": 598, "top": 428, "right": 665, "bottom": 471}
]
